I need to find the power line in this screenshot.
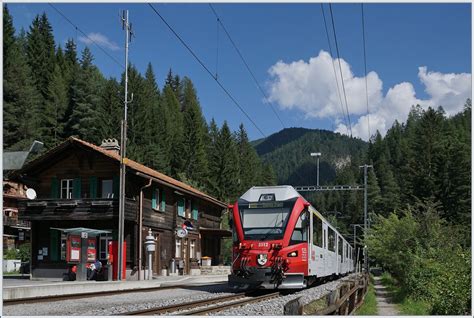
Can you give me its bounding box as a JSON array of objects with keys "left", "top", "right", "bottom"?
[
  {"left": 147, "top": 3, "right": 267, "bottom": 139},
  {"left": 320, "top": 4, "right": 350, "bottom": 136},
  {"left": 361, "top": 4, "right": 371, "bottom": 139},
  {"left": 48, "top": 3, "right": 124, "bottom": 69},
  {"left": 328, "top": 4, "right": 353, "bottom": 138},
  {"left": 215, "top": 13, "right": 220, "bottom": 79},
  {"left": 147, "top": 3, "right": 310, "bottom": 185},
  {"left": 208, "top": 4, "right": 287, "bottom": 129}
]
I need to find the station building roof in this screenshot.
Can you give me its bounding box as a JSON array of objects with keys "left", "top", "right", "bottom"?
[{"left": 13, "top": 137, "right": 226, "bottom": 209}]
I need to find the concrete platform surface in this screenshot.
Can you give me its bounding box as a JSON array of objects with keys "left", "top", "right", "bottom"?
[{"left": 2, "top": 274, "right": 228, "bottom": 300}]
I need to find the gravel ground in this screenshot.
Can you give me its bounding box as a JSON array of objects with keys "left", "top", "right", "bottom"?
[
  {"left": 210, "top": 274, "right": 359, "bottom": 316},
  {"left": 3, "top": 275, "right": 358, "bottom": 316},
  {"left": 2, "top": 283, "right": 235, "bottom": 316}
]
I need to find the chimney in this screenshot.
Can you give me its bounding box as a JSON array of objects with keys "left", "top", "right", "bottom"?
[{"left": 100, "top": 138, "right": 120, "bottom": 155}]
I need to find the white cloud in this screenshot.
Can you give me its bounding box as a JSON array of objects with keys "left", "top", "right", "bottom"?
[
  {"left": 267, "top": 51, "right": 471, "bottom": 140},
  {"left": 78, "top": 32, "right": 120, "bottom": 51}
]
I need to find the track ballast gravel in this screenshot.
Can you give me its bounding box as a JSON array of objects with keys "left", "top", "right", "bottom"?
[{"left": 3, "top": 274, "right": 358, "bottom": 316}]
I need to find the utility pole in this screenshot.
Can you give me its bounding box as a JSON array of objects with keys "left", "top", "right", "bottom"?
[
  {"left": 350, "top": 223, "right": 364, "bottom": 270},
  {"left": 359, "top": 164, "right": 372, "bottom": 273},
  {"left": 118, "top": 9, "right": 133, "bottom": 281},
  {"left": 310, "top": 152, "right": 321, "bottom": 187}
]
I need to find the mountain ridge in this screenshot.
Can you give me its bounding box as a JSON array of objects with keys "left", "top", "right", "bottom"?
[{"left": 251, "top": 127, "right": 368, "bottom": 185}]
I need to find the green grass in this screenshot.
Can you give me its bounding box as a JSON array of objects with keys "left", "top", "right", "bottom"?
[
  {"left": 380, "top": 272, "right": 431, "bottom": 315},
  {"left": 355, "top": 282, "right": 378, "bottom": 315}
]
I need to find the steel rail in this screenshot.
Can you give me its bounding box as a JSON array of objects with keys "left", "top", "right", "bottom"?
[
  {"left": 123, "top": 292, "right": 249, "bottom": 315},
  {"left": 186, "top": 291, "right": 281, "bottom": 315}
]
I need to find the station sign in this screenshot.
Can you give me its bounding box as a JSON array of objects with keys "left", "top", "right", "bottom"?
[{"left": 176, "top": 228, "right": 188, "bottom": 238}]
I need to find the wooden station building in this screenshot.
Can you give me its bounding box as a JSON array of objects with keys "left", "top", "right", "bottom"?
[{"left": 13, "top": 137, "right": 230, "bottom": 279}]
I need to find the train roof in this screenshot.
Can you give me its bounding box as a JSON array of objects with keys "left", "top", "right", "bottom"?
[
  {"left": 240, "top": 185, "right": 302, "bottom": 202},
  {"left": 239, "top": 185, "right": 351, "bottom": 244}
]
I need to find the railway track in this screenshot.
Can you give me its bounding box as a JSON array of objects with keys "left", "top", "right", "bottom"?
[
  {"left": 3, "top": 282, "right": 226, "bottom": 306},
  {"left": 122, "top": 291, "right": 281, "bottom": 315}
]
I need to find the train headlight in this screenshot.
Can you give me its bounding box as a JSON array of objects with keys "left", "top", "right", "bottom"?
[
  {"left": 287, "top": 251, "right": 298, "bottom": 257},
  {"left": 257, "top": 254, "right": 268, "bottom": 266}
]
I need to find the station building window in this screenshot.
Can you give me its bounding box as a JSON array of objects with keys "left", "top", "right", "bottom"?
[
  {"left": 175, "top": 239, "right": 182, "bottom": 258},
  {"left": 101, "top": 179, "right": 113, "bottom": 198},
  {"left": 99, "top": 234, "right": 112, "bottom": 260},
  {"left": 61, "top": 179, "right": 74, "bottom": 199},
  {"left": 190, "top": 239, "right": 196, "bottom": 259},
  {"left": 151, "top": 187, "right": 166, "bottom": 212}
]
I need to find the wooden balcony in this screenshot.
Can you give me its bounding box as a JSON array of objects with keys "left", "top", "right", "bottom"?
[
  {"left": 18, "top": 198, "right": 138, "bottom": 221},
  {"left": 3, "top": 215, "right": 31, "bottom": 228}
]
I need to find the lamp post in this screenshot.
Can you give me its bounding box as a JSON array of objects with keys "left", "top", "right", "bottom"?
[{"left": 310, "top": 152, "right": 321, "bottom": 187}]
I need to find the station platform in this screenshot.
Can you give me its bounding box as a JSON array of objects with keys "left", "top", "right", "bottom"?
[{"left": 2, "top": 274, "right": 228, "bottom": 301}]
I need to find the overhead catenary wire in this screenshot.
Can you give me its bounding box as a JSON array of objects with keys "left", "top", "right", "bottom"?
[
  {"left": 208, "top": 3, "right": 287, "bottom": 129},
  {"left": 361, "top": 4, "right": 371, "bottom": 139},
  {"left": 328, "top": 4, "right": 353, "bottom": 138},
  {"left": 215, "top": 13, "right": 220, "bottom": 80},
  {"left": 48, "top": 3, "right": 124, "bottom": 69},
  {"left": 148, "top": 3, "right": 309, "bottom": 185},
  {"left": 320, "top": 4, "right": 350, "bottom": 136},
  {"left": 147, "top": 3, "right": 267, "bottom": 139}
]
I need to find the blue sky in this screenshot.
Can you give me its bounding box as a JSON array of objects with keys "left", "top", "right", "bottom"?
[{"left": 8, "top": 3, "right": 472, "bottom": 140}]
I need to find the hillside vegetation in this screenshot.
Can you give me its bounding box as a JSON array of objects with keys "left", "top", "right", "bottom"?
[
  {"left": 254, "top": 127, "right": 368, "bottom": 185},
  {"left": 3, "top": 6, "right": 276, "bottom": 202}
]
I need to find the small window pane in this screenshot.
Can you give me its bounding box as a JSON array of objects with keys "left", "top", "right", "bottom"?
[
  {"left": 175, "top": 239, "right": 182, "bottom": 258},
  {"left": 101, "top": 180, "right": 113, "bottom": 198},
  {"left": 328, "top": 228, "right": 336, "bottom": 252},
  {"left": 61, "top": 179, "right": 73, "bottom": 199},
  {"left": 312, "top": 214, "right": 323, "bottom": 247},
  {"left": 291, "top": 212, "right": 308, "bottom": 245}
]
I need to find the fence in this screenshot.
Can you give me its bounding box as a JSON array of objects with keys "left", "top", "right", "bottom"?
[{"left": 284, "top": 273, "right": 369, "bottom": 315}]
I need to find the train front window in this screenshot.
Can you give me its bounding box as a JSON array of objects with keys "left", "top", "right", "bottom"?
[{"left": 239, "top": 201, "right": 292, "bottom": 240}]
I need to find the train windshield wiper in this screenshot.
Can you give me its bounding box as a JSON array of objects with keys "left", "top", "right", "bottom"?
[{"left": 260, "top": 228, "right": 278, "bottom": 241}]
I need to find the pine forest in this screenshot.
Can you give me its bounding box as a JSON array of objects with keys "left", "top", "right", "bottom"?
[{"left": 2, "top": 6, "right": 276, "bottom": 203}]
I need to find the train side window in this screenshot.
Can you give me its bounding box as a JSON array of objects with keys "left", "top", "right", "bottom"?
[
  {"left": 328, "top": 228, "right": 336, "bottom": 252},
  {"left": 312, "top": 214, "right": 323, "bottom": 247},
  {"left": 290, "top": 212, "right": 308, "bottom": 245},
  {"left": 323, "top": 229, "right": 326, "bottom": 249},
  {"left": 229, "top": 217, "right": 238, "bottom": 243},
  {"left": 338, "top": 237, "right": 343, "bottom": 262}
]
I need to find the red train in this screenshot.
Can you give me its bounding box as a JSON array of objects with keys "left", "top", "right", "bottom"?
[{"left": 228, "top": 186, "right": 354, "bottom": 289}]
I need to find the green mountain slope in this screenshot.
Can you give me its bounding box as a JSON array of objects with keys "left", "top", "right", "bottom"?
[{"left": 253, "top": 127, "right": 368, "bottom": 185}]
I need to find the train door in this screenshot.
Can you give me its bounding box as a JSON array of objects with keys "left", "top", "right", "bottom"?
[
  {"left": 183, "top": 238, "right": 189, "bottom": 275},
  {"left": 311, "top": 213, "right": 324, "bottom": 277},
  {"left": 336, "top": 236, "right": 344, "bottom": 275},
  {"left": 322, "top": 222, "right": 328, "bottom": 277}
]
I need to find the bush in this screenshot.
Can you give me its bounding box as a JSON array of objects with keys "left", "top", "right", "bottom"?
[
  {"left": 366, "top": 200, "right": 471, "bottom": 315},
  {"left": 18, "top": 243, "right": 30, "bottom": 262},
  {"left": 3, "top": 248, "right": 19, "bottom": 260}
]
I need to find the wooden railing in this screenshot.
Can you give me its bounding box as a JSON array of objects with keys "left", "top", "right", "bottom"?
[{"left": 284, "top": 273, "right": 369, "bottom": 315}]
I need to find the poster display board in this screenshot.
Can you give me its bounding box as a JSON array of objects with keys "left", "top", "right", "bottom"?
[
  {"left": 87, "top": 238, "right": 96, "bottom": 261},
  {"left": 68, "top": 235, "right": 81, "bottom": 262}
]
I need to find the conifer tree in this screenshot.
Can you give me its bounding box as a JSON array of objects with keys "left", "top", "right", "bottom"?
[
  {"left": 160, "top": 85, "right": 184, "bottom": 177},
  {"left": 3, "top": 6, "right": 41, "bottom": 150},
  {"left": 208, "top": 121, "right": 239, "bottom": 201},
  {"left": 181, "top": 77, "right": 209, "bottom": 184},
  {"left": 43, "top": 64, "right": 68, "bottom": 147},
  {"left": 235, "top": 123, "right": 260, "bottom": 193},
  {"left": 96, "top": 78, "right": 122, "bottom": 141},
  {"left": 136, "top": 63, "right": 163, "bottom": 168},
  {"left": 26, "top": 13, "right": 55, "bottom": 99},
  {"left": 66, "top": 47, "right": 104, "bottom": 143}
]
